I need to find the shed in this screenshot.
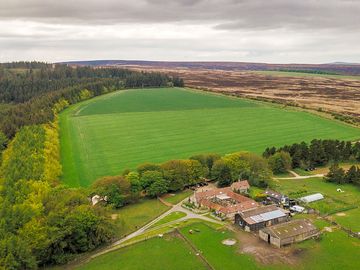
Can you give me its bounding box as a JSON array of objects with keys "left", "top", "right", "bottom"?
[
  {"left": 299, "top": 193, "right": 324, "bottom": 203},
  {"left": 259, "top": 219, "right": 319, "bottom": 247},
  {"left": 290, "top": 205, "right": 305, "bottom": 213},
  {"left": 235, "top": 205, "right": 289, "bottom": 231}
]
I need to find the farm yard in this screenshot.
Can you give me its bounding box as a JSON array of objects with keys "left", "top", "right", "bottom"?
[{"left": 59, "top": 87, "right": 360, "bottom": 187}]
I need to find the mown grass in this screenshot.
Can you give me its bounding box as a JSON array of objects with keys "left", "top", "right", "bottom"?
[
  {"left": 150, "top": 211, "right": 187, "bottom": 228},
  {"left": 331, "top": 207, "right": 360, "bottom": 232},
  {"left": 180, "top": 223, "right": 271, "bottom": 270},
  {"left": 77, "top": 219, "right": 360, "bottom": 270},
  {"left": 110, "top": 199, "right": 170, "bottom": 238},
  {"left": 76, "top": 234, "right": 208, "bottom": 270},
  {"left": 59, "top": 87, "right": 360, "bottom": 187}
]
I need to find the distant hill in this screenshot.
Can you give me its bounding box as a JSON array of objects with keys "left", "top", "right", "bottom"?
[{"left": 60, "top": 60, "right": 360, "bottom": 75}]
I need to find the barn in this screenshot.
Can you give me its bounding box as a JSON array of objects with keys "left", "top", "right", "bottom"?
[
  {"left": 259, "top": 219, "right": 319, "bottom": 248},
  {"left": 234, "top": 205, "right": 289, "bottom": 231}
]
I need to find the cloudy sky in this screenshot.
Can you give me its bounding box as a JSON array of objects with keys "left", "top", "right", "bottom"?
[{"left": 0, "top": 0, "right": 359, "bottom": 63}]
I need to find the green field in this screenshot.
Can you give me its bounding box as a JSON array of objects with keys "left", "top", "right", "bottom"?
[
  {"left": 150, "top": 211, "right": 187, "bottom": 228},
  {"left": 332, "top": 207, "right": 360, "bottom": 232},
  {"left": 79, "top": 221, "right": 360, "bottom": 270},
  {"left": 111, "top": 199, "right": 170, "bottom": 238},
  {"left": 60, "top": 87, "right": 360, "bottom": 186},
  {"left": 76, "top": 234, "right": 207, "bottom": 270}
]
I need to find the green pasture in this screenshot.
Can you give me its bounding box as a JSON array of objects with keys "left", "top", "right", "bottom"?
[
  {"left": 77, "top": 220, "right": 360, "bottom": 270},
  {"left": 331, "top": 207, "right": 360, "bottom": 232},
  {"left": 59, "top": 87, "right": 360, "bottom": 186},
  {"left": 110, "top": 198, "right": 170, "bottom": 237},
  {"left": 150, "top": 211, "right": 187, "bottom": 228},
  {"left": 76, "top": 234, "right": 207, "bottom": 270}
]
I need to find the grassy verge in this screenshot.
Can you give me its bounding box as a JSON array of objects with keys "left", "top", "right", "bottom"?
[
  {"left": 163, "top": 189, "right": 193, "bottom": 205},
  {"left": 150, "top": 211, "right": 187, "bottom": 228},
  {"left": 111, "top": 198, "right": 170, "bottom": 238}
]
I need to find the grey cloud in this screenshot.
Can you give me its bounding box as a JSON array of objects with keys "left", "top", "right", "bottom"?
[{"left": 0, "top": 0, "right": 359, "bottom": 31}]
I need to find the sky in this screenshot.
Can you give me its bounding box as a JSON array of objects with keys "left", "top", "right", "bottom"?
[{"left": 0, "top": 0, "right": 359, "bottom": 64}]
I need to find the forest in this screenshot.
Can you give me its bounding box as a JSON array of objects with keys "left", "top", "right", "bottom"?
[{"left": 0, "top": 62, "right": 183, "bottom": 269}]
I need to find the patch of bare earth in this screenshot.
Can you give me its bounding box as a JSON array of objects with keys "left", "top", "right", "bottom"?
[{"left": 231, "top": 226, "right": 304, "bottom": 266}]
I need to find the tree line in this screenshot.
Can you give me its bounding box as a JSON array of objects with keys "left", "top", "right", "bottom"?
[
  {"left": 263, "top": 139, "right": 360, "bottom": 187},
  {"left": 91, "top": 151, "right": 272, "bottom": 209},
  {"left": 0, "top": 63, "right": 184, "bottom": 138},
  {"left": 326, "top": 164, "right": 360, "bottom": 185},
  {"left": 263, "top": 139, "right": 360, "bottom": 169},
  {"left": 0, "top": 122, "right": 116, "bottom": 269}
]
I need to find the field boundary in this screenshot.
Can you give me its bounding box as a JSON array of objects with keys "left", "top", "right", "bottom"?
[{"left": 175, "top": 229, "right": 215, "bottom": 270}]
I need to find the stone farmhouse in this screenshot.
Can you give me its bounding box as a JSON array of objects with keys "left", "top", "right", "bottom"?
[
  {"left": 193, "top": 187, "right": 258, "bottom": 220},
  {"left": 231, "top": 180, "right": 250, "bottom": 194}
]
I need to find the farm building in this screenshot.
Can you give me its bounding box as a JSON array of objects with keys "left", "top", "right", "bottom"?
[
  {"left": 231, "top": 180, "right": 250, "bottom": 194},
  {"left": 264, "top": 189, "right": 289, "bottom": 206},
  {"left": 259, "top": 219, "right": 319, "bottom": 248},
  {"left": 235, "top": 204, "right": 289, "bottom": 231},
  {"left": 299, "top": 193, "right": 324, "bottom": 203},
  {"left": 193, "top": 187, "right": 258, "bottom": 220}
]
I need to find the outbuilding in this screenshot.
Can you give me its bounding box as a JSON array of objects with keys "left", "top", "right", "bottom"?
[
  {"left": 235, "top": 205, "right": 289, "bottom": 231},
  {"left": 299, "top": 193, "right": 324, "bottom": 203},
  {"left": 259, "top": 219, "right": 319, "bottom": 248}
]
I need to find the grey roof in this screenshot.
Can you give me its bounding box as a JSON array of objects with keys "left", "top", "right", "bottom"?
[
  {"left": 250, "top": 210, "right": 286, "bottom": 223},
  {"left": 261, "top": 219, "right": 319, "bottom": 239},
  {"left": 300, "top": 193, "right": 324, "bottom": 203}
]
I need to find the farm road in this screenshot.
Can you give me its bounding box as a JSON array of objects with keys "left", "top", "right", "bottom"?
[
  {"left": 112, "top": 197, "right": 223, "bottom": 247},
  {"left": 274, "top": 170, "right": 324, "bottom": 180}
]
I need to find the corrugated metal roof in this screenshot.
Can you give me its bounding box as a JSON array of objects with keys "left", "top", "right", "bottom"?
[
  {"left": 300, "top": 193, "right": 324, "bottom": 203},
  {"left": 250, "top": 209, "right": 286, "bottom": 223}
]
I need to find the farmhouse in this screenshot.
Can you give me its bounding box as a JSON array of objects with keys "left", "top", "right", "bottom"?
[
  {"left": 299, "top": 193, "right": 324, "bottom": 203},
  {"left": 231, "top": 180, "right": 250, "bottom": 194},
  {"left": 235, "top": 204, "right": 289, "bottom": 231},
  {"left": 194, "top": 187, "right": 258, "bottom": 220},
  {"left": 259, "top": 219, "right": 319, "bottom": 248}
]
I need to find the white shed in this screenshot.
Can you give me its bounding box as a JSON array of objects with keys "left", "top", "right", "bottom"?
[{"left": 299, "top": 193, "right": 324, "bottom": 203}]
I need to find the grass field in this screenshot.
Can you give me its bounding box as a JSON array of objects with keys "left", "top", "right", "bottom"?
[
  {"left": 59, "top": 87, "right": 360, "bottom": 186},
  {"left": 331, "top": 207, "right": 360, "bottom": 232},
  {"left": 76, "top": 234, "right": 207, "bottom": 270},
  {"left": 150, "top": 211, "right": 187, "bottom": 228},
  {"left": 110, "top": 199, "right": 170, "bottom": 237},
  {"left": 77, "top": 219, "right": 360, "bottom": 270}
]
